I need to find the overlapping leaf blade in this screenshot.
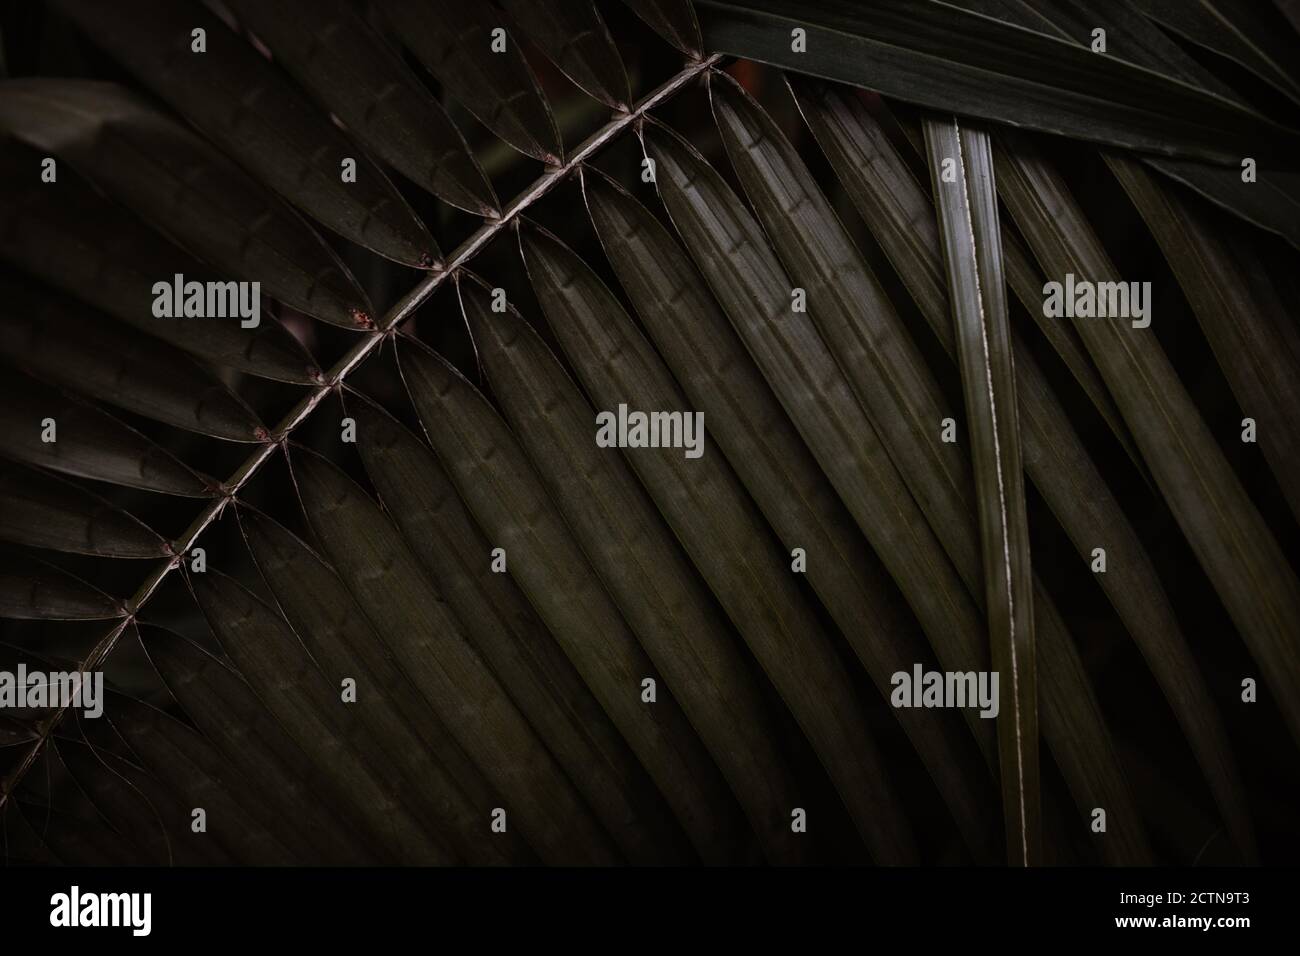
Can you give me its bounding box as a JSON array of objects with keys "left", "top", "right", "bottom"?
[
  {"left": 1000, "top": 235, "right": 1143, "bottom": 473},
  {"left": 238, "top": 504, "right": 534, "bottom": 866},
  {"left": 947, "top": 0, "right": 1300, "bottom": 250},
  {"left": 644, "top": 117, "right": 1151, "bottom": 863},
  {"left": 849, "top": 92, "right": 1140, "bottom": 467},
  {"left": 1151, "top": 158, "right": 1300, "bottom": 250},
  {"left": 345, "top": 394, "right": 680, "bottom": 865},
  {"left": 0, "top": 465, "right": 169, "bottom": 559},
  {"left": 56, "top": 737, "right": 230, "bottom": 866},
  {"left": 2, "top": 1, "right": 1290, "bottom": 869},
  {"left": 382, "top": 0, "right": 564, "bottom": 165},
  {"left": 1131, "top": 0, "right": 1300, "bottom": 105},
  {"left": 517, "top": 222, "right": 950, "bottom": 862},
  {"left": 581, "top": 166, "right": 998, "bottom": 860},
  {"left": 430, "top": 287, "right": 771, "bottom": 863},
  {"left": 792, "top": 76, "right": 1255, "bottom": 860},
  {"left": 642, "top": 118, "right": 992, "bottom": 758},
  {"left": 108, "top": 696, "right": 299, "bottom": 865},
  {"left": 0, "top": 79, "right": 375, "bottom": 329},
  {"left": 989, "top": 0, "right": 1242, "bottom": 101},
  {"left": 709, "top": 79, "right": 1120, "bottom": 865},
  {"left": 0, "top": 278, "right": 264, "bottom": 443},
  {"left": 502, "top": 0, "right": 631, "bottom": 109},
  {"left": 51, "top": 0, "right": 439, "bottom": 268},
  {"left": 464, "top": 267, "right": 866, "bottom": 863},
  {"left": 135, "top": 623, "right": 378, "bottom": 865},
  {"left": 0, "top": 370, "right": 214, "bottom": 497},
  {"left": 0, "top": 150, "right": 320, "bottom": 385},
  {"left": 709, "top": 71, "right": 982, "bottom": 575},
  {"left": 189, "top": 568, "right": 458, "bottom": 864},
  {"left": 994, "top": 133, "right": 1300, "bottom": 752},
  {"left": 289, "top": 445, "right": 617, "bottom": 865},
  {"left": 221, "top": 0, "right": 499, "bottom": 218},
  {"left": 1110, "top": 157, "right": 1300, "bottom": 527},
  {"left": 397, "top": 336, "right": 704, "bottom": 864}
]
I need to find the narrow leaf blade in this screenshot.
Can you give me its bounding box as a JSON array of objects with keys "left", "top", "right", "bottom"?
[
  {"left": 924, "top": 116, "right": 1040, "bottom": 865},
  {"left": 582, "top": 166, "right": 999, "bottom": 861},
  {"left": 136, "top": 624, "right": 379, "bottom": 864},
  {"left": 220, "top": 0, "right": 499, "bottom": 218},
  {"left": 502, "top": 0, "right": 631, "bottom": 109},
  {"left": 290, "top": 445, "right": 617, "bottom": 865},
  {"left": 693, "top": 0, "right": 1300, "bottom": 165},
  {"left": 994, "top": 133, "right": 1300, "bottom": 751},
  {"left": 238, "top": 504, "right": 532, "bottom": 866},
  {"left": 0, "top": 562, "right": 123, "bottom": 621},
  {"left": 346, "top": 395, "right": 674, "bottom": 865},
  {"left": 0, "top": 148, "right": 321, "bottom": 384},
  {"left": 465, "top": 267, "right": 842, "bottom": 864},
  {"left": 642, "top": 117, "right": 994, "bottom": 761},
  {"left": 51, "top": 0, "right": 439, "bottom": 267},
  {"left": 398, "top": 336, "right": 702, "bottom": 864},
  {"left": 1132, "top": 0, "right": 1300, "bottom": 105},
  {"left": 0, "top": 277, "right": 265, "bottom": 442},
  {"left": 0, "top": 464, "right": 169, "bottom": 559},
  {"left": 622, "top": 0, "right": 704, "bottom": 56},
  {"left": 0, "top": 79, "right": 376, "bottom": 328},
  {"left": 189, "top": 568, "right": 459, "bottom": 864},
  {"left": 382, "top": 0, "right": 564, "bottom": 164},
  {"left": 108, "top": 695, "right": 300, "bottom": 865},
  {"left": 0, "top": 370, "right": 215, "bottom": 497}
]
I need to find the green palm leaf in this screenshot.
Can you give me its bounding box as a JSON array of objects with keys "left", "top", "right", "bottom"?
[
  {"left": 221, "top": 0, "right": 499, "bottom": 218},
  {"left": 51, "top": 0, "right": 438, "bottom": 267},
  {"left": 345, "top": 394, "right": 683, "bottom": 864},
  {"left": 381, "top": 0, "right": 564, "bottom": 165},
  {"left": 0, "top": 79, "right": 376, "bottom": 328},
  {"left": 923, "top": 116, "right": 1040, "bottom": 866},
  {"left": 3, "top": 0, "right": 1293, "bottom": 873}
]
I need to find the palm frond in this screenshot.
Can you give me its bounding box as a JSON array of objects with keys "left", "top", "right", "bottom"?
[{"left": 3, "top": 0, "right": 1296, "bottom": 872}]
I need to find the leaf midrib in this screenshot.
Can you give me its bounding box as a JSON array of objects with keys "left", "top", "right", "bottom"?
[{"left": 0, "top": 53, "right": 724, "bottom": 809}]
